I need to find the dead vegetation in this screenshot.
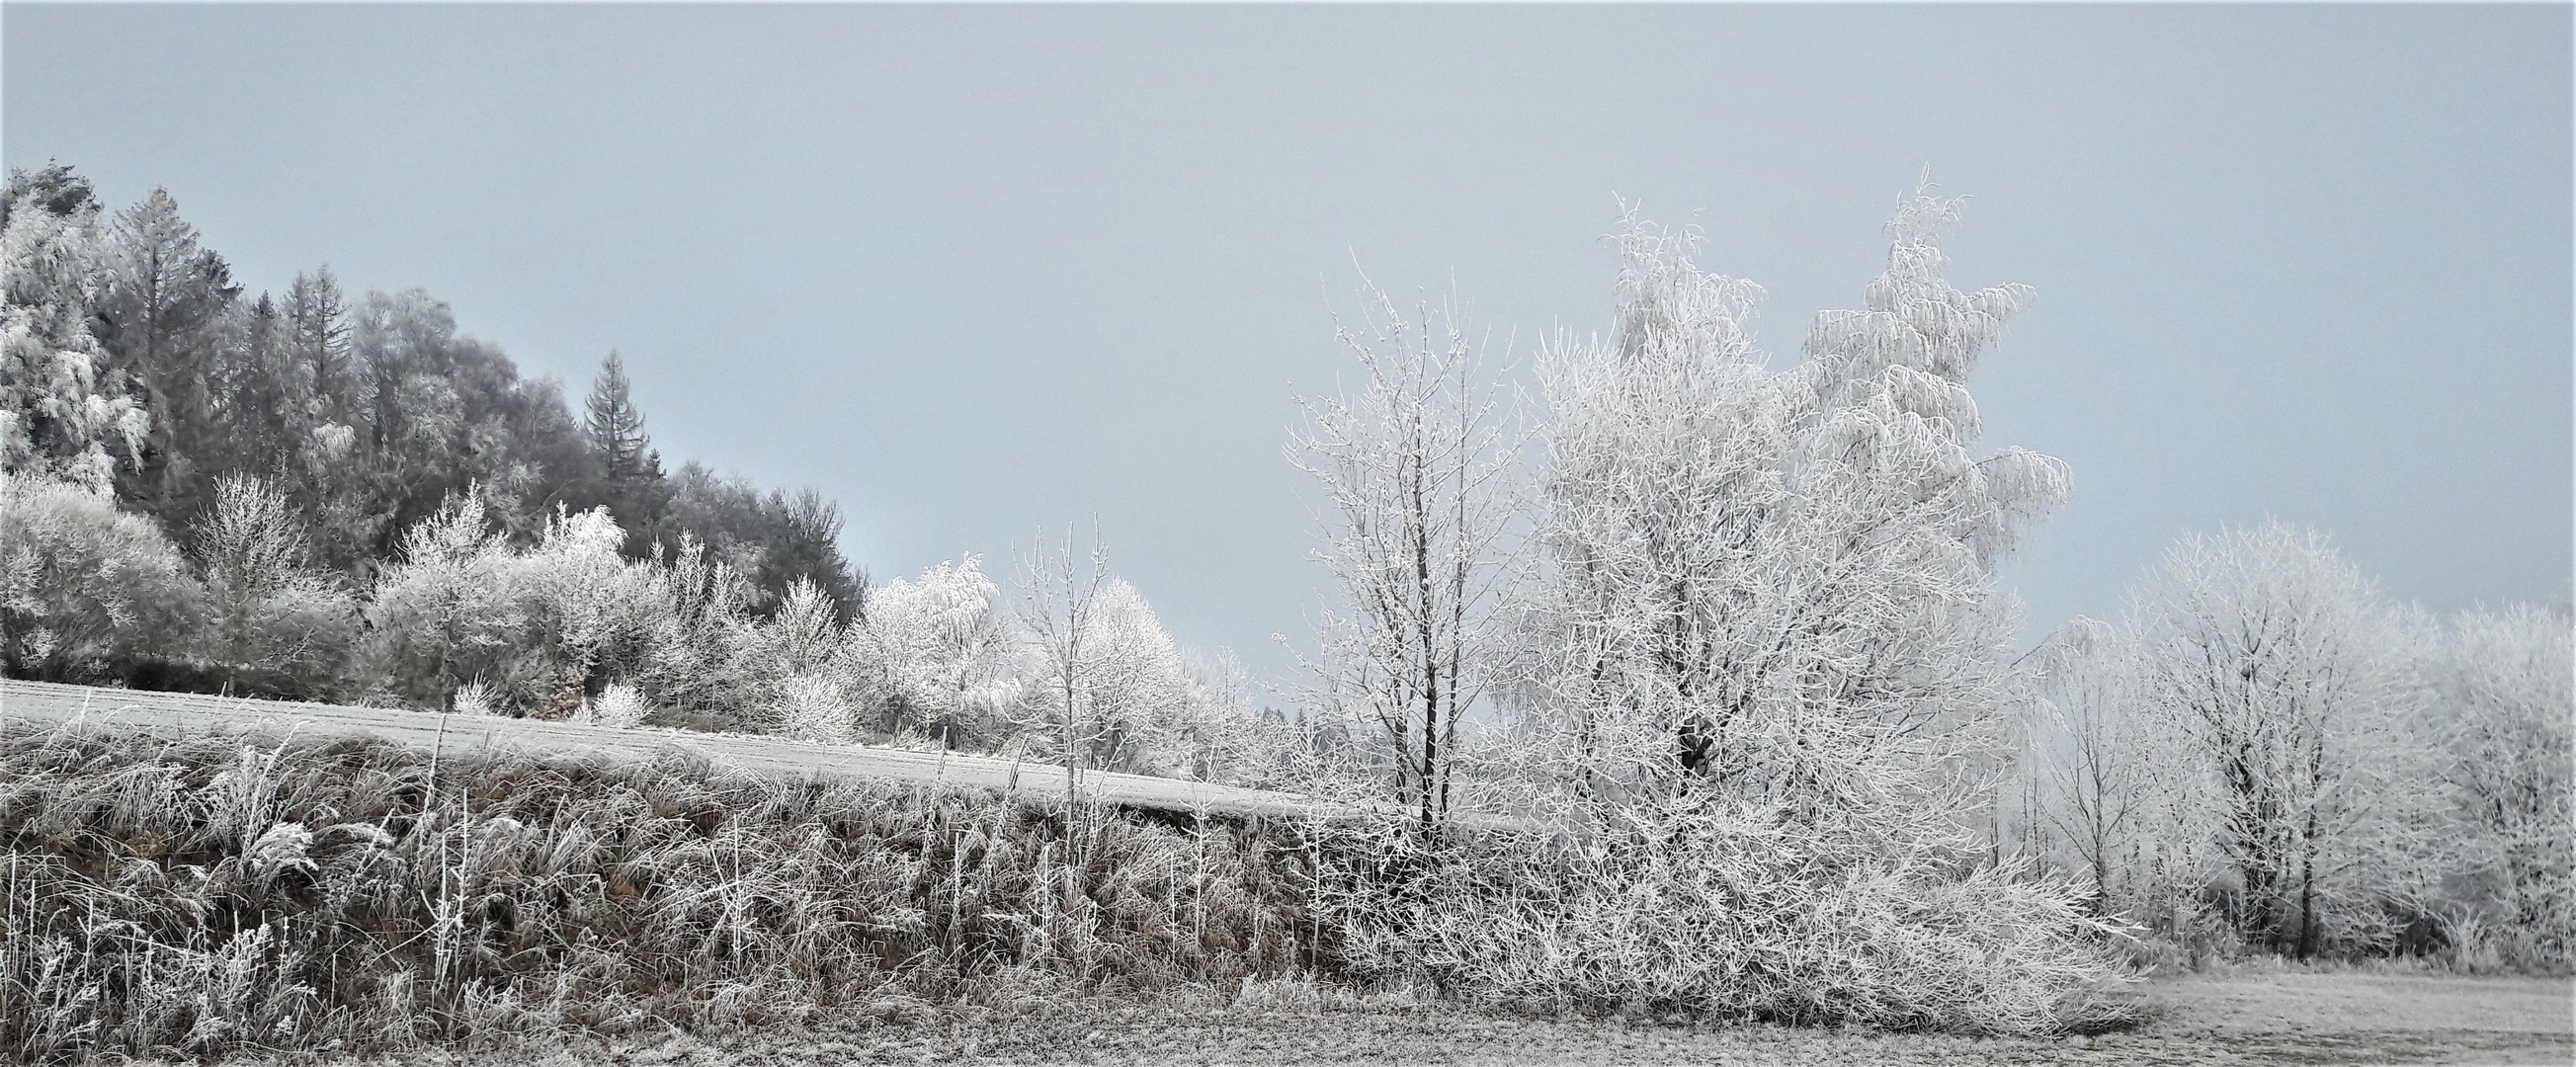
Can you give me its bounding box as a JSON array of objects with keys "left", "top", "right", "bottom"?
[{"left": 0, "top": 718, "right": 1321, "bottom": 1062}]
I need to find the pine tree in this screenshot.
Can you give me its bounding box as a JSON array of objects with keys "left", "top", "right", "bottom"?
[
  {"left": 586, "top": 351, "right": 654, "bottom": 483},
  {"left": 583, "top": 350, "right": 668, "bottom": 556},
  {"left": 101, "top": 188, "right": 240, "bottom": 525},
  {"left": 284, "top": 267, "right": 352, "bottom": 427}
]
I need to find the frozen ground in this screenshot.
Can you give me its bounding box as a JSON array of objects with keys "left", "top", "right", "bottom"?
[{"left": 178, "top": 970, "right": 2571, "bottom": 1066}]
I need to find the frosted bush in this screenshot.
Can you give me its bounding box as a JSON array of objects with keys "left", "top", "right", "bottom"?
[
  {"left": 777, "top": 672, "right": 853, "bottom": 745},
  {"left": 593, "top": 681, "right": 648, "bottom": 729},
  {"left": 1322, "top": 798, "right": 2136, "bottom": 1034},
  {"left": 452, "top": 679, "right": 501, "bottom": 717}
]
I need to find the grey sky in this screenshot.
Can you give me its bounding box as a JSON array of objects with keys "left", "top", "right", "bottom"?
[{"left": 6, "top": 4, "right": 2568, "bottom": 687}]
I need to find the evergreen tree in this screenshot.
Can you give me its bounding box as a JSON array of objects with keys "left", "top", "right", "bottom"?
[
  {"left": 1, "top": 164, "right": 146, "bottom": 489},
  {"left": 585, "top": 350, "right": 653, "bottom": 482},
  {"left": 284, "top": 267, "right": 352, "bottom": 428},
  {"left": 582, "top": 350, "right": 669, "bottom": 555},
  {"left": 99, "top": 188, "right": 240, "bottom": 526}
]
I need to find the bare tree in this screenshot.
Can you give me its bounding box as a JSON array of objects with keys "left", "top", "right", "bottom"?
[
  {"left": 2126, "top": 521, "right": 2430, "bottom": 958},
  {"left": 2426, "top": 603, "right": 2573, "bottom": 964},
  {"left": 1288, "top": 280, "right": 1522, "bottom": 839},
  {"left": 1016, "top": 525, "right": 1111, "bottom": 843}
]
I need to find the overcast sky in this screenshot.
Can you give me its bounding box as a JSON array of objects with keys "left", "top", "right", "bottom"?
[{"left": 7, "top": 4, "right": 2568, "bottom": 686}]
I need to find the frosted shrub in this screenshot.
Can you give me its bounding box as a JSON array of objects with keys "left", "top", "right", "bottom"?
[
  {"left": 368, "top": 491, "right": 538, "bottom": 710},
  {"left": 451, "top": 679, "right": 502, "bottom": 717},
  {"left": 776, "top": 672, "right": 854, "bottom": 744},
  {"left": 0, "top": 469, "right": 200, "bottom": 682},
  {"left": 593, "top": 681, "right": 649, "bottom": 729},
  {"left": 1322, "top": 799, "right": 2135, "bottom": 1034}
]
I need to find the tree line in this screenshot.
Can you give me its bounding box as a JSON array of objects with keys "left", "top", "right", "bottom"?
[{"left": 1, "top": 161, "right": 1302, "bottom": 785}]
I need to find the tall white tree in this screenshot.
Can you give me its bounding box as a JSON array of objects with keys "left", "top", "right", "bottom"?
[
  {"left": 2426, "top": 603, "right": 2573, "bottom": 964},
  {"left": 2125, "top": 521, "right": 2431, "bottom": 958},
  {"left": 1533, "top": 193, "right": 2065, "bottom": 820},
  {"left": 1015, "top": 527, "right": 1111, "bottom": 784},
  {"left": 1289, "top": 282, "right": 1522, "bottom": 837},
  {"left": 2018, "top": 616, "right": 2218, "bottom": 927},
  {"left": 1080, "top": 577, "right": 1195, "bottom": 774}
]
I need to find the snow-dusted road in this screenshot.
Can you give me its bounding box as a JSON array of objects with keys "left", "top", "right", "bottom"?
[{"left": 0, "top": 679, "right": 1379, "bottom": 823}]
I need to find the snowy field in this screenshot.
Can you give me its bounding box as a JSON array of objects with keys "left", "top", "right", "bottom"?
[{"left": 130, "top": 971, "right": 2572, "bottom": 1067}]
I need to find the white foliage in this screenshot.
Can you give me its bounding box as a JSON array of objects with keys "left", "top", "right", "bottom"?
[
  {"left": 367, "top": 489, "right": 533, "bottom": 711},
  {"left": 775, "top": 670, "right": 854, "bottom": 745},
  {"left": 195, "top": 473, "right": 355, "bottom": 690},
  {"left": 859, "top": 554, "right": 1011, "bottom": 741},
  {"left": 523, "top": 505, "right": 666, "bottom": 691},
  {"left": 737, "top": 577, "right": 860, "bottom": 741},
  {"left": 0, "top": 184, "right": 145, "bottom": 488},
  {"left": 2425, "top": 604, "right": 2573, "bottom": 966},
  {"left": 2015, "top": 616, "right": 2221, "bottom": 932},
  {"left": 0, "top": 468, "right": 196, "bottom": 680},
  {"left": 1532, "top": 193, "right": 2061, "bottom": 818},
  {"left": 2124, "top": 521, "right": 2435, "bottom": 957},
  {"left": 450, "top": 679, "right": 500, "bottom": 717},
  {"left": 592, "top": 680, "right": 648, "bottom": 729},
  {"left": 1305, "top": 191, "right": 2127, "bottom": 1029}
]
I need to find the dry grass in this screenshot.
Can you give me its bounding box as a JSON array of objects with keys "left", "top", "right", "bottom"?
[
  {"left": 0, "top": 714, "right": 2155, "bottom": 1064},
  {"left": 0, "top": 719, "right": 1321, "bottom": 1062}
]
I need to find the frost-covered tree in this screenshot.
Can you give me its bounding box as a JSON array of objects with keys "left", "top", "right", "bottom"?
[
  {"left": 1339, "top": 191, "right": 2130, "bottom": 1032},
  {"left": 636, "top": 531, "right": 762, "bottom": 725},
  {"left": 1533, "top": 194, "right": 2064, "bottom": 817},
  {"left": 521, "top": 505, "right": 667, "bottom": 716},
  {"left": 1015, "top": 528, "right": 1112, "bottom": 788},
  {"left": 193, "top": 472, "right": 357, "bottom": 698},
  {"left": 746, "top": 577, "right": 860, "bottom": 742},
  {"left": 860, "top": 554, "right": 1012, "bottom": 744},
  {"left": 1289, "top": 282, "right": 1522, "bottom": 837},
  {"left": 366, "top": 489, "right": 533, "bottom": 711},
  {"left": 0, "top": 470, "right": 200, "bottom": 682},
  {"left": 2126, "top": 522, "right": 2432, "bottom": 958},
  {"left": 2018, "top": 616, "right": 2218, "bottom": 930},
  {"left": 1079, "top": 577, "right": 1196, "bottom": 775},
  {"left": 2425, "top": 604, "right": 2573, "bottom": 967},
  {"left": 1175, "top": 648, "right": 1274, "bottom": 784},
  {"left": 0, "top": 165, "right": 147, "bottom": 489}
]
